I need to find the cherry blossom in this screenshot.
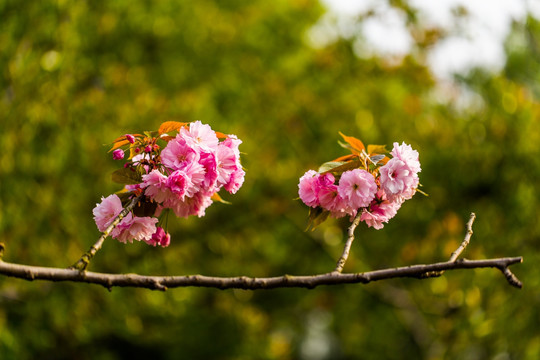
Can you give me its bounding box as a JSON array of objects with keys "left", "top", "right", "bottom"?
[{"left": 93, "top": 121, "right": 244, "bottom": 246}]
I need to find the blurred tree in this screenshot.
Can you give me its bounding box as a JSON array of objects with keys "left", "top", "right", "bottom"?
[{"left": 0, "top": 0, "right": 538, "bottom": 359}]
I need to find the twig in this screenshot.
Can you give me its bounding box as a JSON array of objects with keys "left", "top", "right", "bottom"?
[
  {"left": 0, "top": 256, "right": 523, "bottom": 291},
  {"left": 449, "top": 212, "right": 476, "bottom": 262},
  {"left": 69, "top": 194, "right": 144, "bottom": 271},
  {"left": 423, "top": 212, "right": 476, "bottom": 278},
  {"left": 334, "top": 212, "right": 363, "bottom": 273}
]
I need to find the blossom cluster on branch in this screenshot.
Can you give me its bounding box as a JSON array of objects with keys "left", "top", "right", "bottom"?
[
  {"left": 0, "top": 126, "right": 524, "bottom": 290},
  {"left": 93, "top": 121, "right": 245, "bottom": 247},
  {"left": 298, "top": 133, "right": 423, "bottom": 230}
]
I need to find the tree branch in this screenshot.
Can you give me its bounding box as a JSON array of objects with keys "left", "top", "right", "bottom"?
[
  {"left": 0, "top": 212, "right": 524, "bottom": 291},
  {"left": 0, "top": 255, "right": 523, "bottom": 291}
]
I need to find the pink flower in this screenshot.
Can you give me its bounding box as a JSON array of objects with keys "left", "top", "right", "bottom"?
[
  {"left": 318, "top": 184, "right": 345, "bottom": 212},
  {"left": 126, "top": 134, "right": 136, "bottom": 144},
  {"left": 199, "top": 151, "right": 218, "bottom": 191},
  {"left": 93, "top": 194, "right": 123, "bottom": 232},
  {"left": 113, "top": 216, "right": 158, "bottom": 243},
  {"left": 131, "top": 153, "right": 154, "bottom": 173},
  {"left": 222, "top": 135, "right": 242, "bottom": 158},
  {"left": 168, "top": 192, "right": 213, "bottom": 218},
  {"left": 360, "top": 191, "right": 403, "bottom": 229},
  {"left": 391, "top": 142, "right": 421, "bottom": 174},
  {"left": 112, "top": 149, "right": 124, "bottom": 160},
  {"left": 184, "top": 161, "right": 206, "bottom": 195},
  {"left": 338, "top": 169, "right": 377, "bottom": 209},
  {"left": 379, "top": 158, "right": 419, "bottom": 200},
  {"left": 161, "top": 137, "right": 200, "bottom": 170},
  {"left": 167, "top": 161, "right": 206, "bottom": 199},
  {"left": 167, "top": 170, "right": 191, "bottom": 200},
  {"left": 145, "top": 227, "right": 171, "bottom": 247},
  {"left": 224, "top": 167, "right": 245, "bottom": 194},
  {"left": 180, "top": 121, "right": 219, "bottom": 152},
  {"left": 216, "top": 144, "right": 238, "bottom": 187},
  {"left": 298, "top": 170, "right": 321, "bottom": 207},
  {"left": 298, "top": 171, "right": 338, "bottom": 208},
  {"left": 142, "top": 170, "right": 171, "bottom": 203}
]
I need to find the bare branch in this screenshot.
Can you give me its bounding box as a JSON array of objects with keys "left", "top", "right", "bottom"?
[
  {"left": 0, "top": 256, "right": 523, "bottom": 291},
  {"left": 70, "top": 194, "right": 144, "bottom": 271},
  {"left": 0, "top": 211, "right": 523, "bottom": 291},
  {"left": 334, "top": 212, "right": 363, "bottom": 273},
  {"left": 422, "top": 212, "right": 477, "bottom": 279},
  {"left": 449, "top": 212, "right": 476, "bottom": 262}
]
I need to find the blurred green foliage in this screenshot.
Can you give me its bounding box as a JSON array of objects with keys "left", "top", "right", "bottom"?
[{"left": 0, "top": 0, "right": 539, "bottom": 359}]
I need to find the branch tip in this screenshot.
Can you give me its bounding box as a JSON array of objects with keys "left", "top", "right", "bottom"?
[
  {"left": 502, "top": 267, "right": 523, "bottom": 289},
  {"left": 448, "top": 212, "right": 477, "bottom": 262}
]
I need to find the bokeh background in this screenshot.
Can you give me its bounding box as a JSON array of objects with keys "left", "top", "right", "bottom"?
[{"left": 1, "top": 0, "right": 539, "bottom": 359}]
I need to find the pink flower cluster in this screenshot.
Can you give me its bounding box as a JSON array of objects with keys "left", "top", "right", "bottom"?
[
  {"left": 298, "top": 142, "right": 421, "bottom": 229},
  {"left": 142, "top": 121, "right": 245, "bottom": 218},
  {"left": 93, "top": 121, "right": 245, "bottom": 246}
]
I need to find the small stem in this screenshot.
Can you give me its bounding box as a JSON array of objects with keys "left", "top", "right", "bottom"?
[
  {"left": 423, "top": 212, "right": 477, "bottom": 278},
  {"left": 449, "top": 212, "right": 476, "bottom": 262},
  {"left": 334, "top": 212, "right": 363, "bottom": 273},
  {"left": 70, "top": 194, "right": 143, "bottom": 271}
]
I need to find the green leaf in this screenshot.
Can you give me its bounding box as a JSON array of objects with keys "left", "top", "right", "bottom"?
[
  {"left": 318, "top": 161, "right": 346, "bottom": 173},
  {"left": 320, "top": 160, "right": 364, "bottom": 174},
  {"left": 111, "top": 168, "right": 142, "bottom": 185},
  {"left": 306, "top": 207, "right": 330, "bottom": 231},
  {"left": 115, "top": 189, "right": 134, "bottom": 204},
  {"left": 367, "top": 144, "right": 388, "bottom": 155}
]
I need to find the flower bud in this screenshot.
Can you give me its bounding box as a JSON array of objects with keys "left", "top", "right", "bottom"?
[
  {"left": 160, "top": 233, "right": 171, "bottom": 247},
  {"left": 148, "top": 227, "right": 171, "bottom": 247},
  {"left": 112, "top": 149, "right": 124, "bottom": 160},
  {"left": 126, "top": 134, "right": 136, "bottom": 144}
]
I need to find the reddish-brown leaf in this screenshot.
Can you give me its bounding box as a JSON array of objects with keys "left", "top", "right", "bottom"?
[
  {"left": 159, "top": 135, "right": 176, "bottom": 142},
  {"left": 109, "top": 139, "right": 130, "bottom": 152},
  {"left": 158, "top": 121, "right": 188, "bottom": 135},
  {"left": 339, "top": 132, "right": 365, "bottom": 154},
  {"left": 112, "top": 135, "right": 127, "bottom": 143},
  {"left": 215, "top": 131, "right": 228, "bottom": 139},
  {"left": 331, "top": 154, "right": 357, "bottom": 162},
  {"left": 111, "top": 133, "right": 143, "bottom": 143},
  {"left": 211, "top": 192, "right": 231, "bottom": 204}
]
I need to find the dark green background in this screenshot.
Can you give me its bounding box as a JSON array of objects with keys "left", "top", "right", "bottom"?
[{"left": 1, "top": 1, "right": 539, "bottom": 359}]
